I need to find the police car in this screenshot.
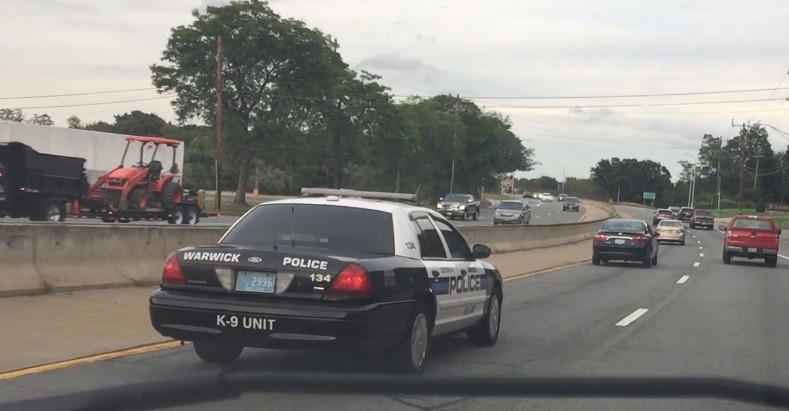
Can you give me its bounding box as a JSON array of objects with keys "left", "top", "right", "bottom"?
[{"left": 149, "top": 188, "right": 504, "bottom": 374}]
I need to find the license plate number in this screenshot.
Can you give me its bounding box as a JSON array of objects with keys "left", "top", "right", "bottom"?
[
  {"left": 748, "top": 247, "right": 758, "bottom": 253},
  {"left": 236, "top": 271, "right": 276, "bottom": 293},
  {"left": 615, "top": 239, "right": 626, "bottom": 245},
  {"left": 216, "top": 314, "right": 276, "bottom": 330}
]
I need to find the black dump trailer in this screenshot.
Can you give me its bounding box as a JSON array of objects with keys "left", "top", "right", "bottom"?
[{"left": 0, "top": 141, "right": 87, "bottom": 221}]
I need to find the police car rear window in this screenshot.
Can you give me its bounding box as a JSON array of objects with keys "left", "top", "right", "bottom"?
[{"left": 221, "top": 203, "right": 395, "bottom": 255}]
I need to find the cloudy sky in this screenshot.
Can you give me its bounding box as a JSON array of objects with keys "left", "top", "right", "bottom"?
[{"left": 2, "top": 0, "right": 788, "bottom": 181}]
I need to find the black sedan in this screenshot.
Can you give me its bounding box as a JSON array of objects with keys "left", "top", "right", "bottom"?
[{"left": 592, "top": 219, "right": 659, "bottom": 267}]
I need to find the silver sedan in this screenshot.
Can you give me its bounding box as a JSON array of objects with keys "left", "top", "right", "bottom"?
[{"left": 655, "top": 219, "right": 686, "bottom": 245}]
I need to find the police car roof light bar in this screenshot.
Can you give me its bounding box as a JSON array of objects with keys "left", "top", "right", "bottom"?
[{"left": 300, "top": 187, "right": 417, "bottom": 203}]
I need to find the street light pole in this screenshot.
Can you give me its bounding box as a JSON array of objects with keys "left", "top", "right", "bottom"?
[{"left": 557, "top": 164, "right": 566, "bottom": 192}]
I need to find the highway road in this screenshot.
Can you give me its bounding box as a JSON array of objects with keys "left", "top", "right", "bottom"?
[
  {"left": 3, "top": 205, "right": 789, "bottom": 410},
  {"left": 0, "top": 198, "right": 589, "bottom": 228}
]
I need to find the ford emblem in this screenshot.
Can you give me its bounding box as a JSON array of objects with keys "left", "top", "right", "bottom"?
[{"left": 247, "top": 257, "right": 263, "bottom": 263}]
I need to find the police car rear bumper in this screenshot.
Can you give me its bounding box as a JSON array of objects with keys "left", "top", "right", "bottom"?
[{"left": 149, "top": 290, "right": 413, "bottom": 351}]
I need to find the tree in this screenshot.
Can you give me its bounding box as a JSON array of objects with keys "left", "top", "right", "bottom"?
[
  {"left": 28, "top": 113, "right": 54, "bottom": 126},
  {"left": 591, "top": 158, "right": 672, "bottom": 205},
  {"left": 0, "top": 108, "right": 24, "bottom": 122},
  {"left": 151, "top": 0, "right": 344, "bottom": 204},
  {"left": 66, "top": 115, "right": 83, "bottom": 129},
  {"left": 111, "top": 111, "right": 168, "bottom": 136}
]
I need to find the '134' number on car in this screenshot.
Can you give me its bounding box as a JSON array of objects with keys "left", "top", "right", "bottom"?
[{"left": 310, "top": 273, "right": 331, "bottom": 282}]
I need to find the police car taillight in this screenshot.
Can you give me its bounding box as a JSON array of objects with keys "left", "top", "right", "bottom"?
[
  {"left": 327, "top": 263, "right": 372, "bottom": 297},
  {"left": 162, "top": 252, "right": 186, "bottom": 285}
]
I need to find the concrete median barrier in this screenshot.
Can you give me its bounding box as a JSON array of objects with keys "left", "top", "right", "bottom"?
[
  {"left": 0, "top": 224, "right": 224, "bottom": 297},
  {"left": 0, "top": 199, "right": 615, "bottom": 297}
]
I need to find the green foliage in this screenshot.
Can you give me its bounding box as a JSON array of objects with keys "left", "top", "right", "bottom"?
[
  {"left": 0, "top": 109, "right": 54, "bottom": 125},
  {"left": 590, "top": 158, "right": 672, "bottom": 205},
  {"left": 28, "top": 113, "right": 54, "bottom": 126},
  {"left": 0, "top": 108, "right": 24, "bottom": 122},
  {"left": 755, "top": 198, "right": 766, "bottom": 212}
]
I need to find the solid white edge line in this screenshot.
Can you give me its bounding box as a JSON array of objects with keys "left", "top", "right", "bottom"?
[
  {"left": 677, "top": 275, "right": 689, "bottom": 284},
  {"left": 779, "top": 254, "right": 789, "bottom": 260},
  {"left": 615, "top": 308, "right": 649, "bottom": 327},
  {"left": 693, "top": 262, "right": 701, "bottom": 267}
]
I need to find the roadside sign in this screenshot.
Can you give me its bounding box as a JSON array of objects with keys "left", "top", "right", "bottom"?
[{"left": 643, "top": 192, "right": 656, "bottom": 200}]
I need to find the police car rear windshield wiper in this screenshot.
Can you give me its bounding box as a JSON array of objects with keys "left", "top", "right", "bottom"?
[{"left": 6, "top": 373, "right": 789, "bottom": 411}]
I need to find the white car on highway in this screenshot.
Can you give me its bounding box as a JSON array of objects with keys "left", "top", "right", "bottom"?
[{"left": 541, "top": 193, "right": 555, "bottom": 202}]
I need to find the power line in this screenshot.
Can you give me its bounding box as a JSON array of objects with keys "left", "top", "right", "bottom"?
[
  {"left": 1, "top": 95, "right": 174, "bottom": 110},
  {"left": 0, "top": 87, "right": 158, "bottom": 100},
  {"left": 487, "top": 97, "right": 787, "bottom": 110},
  {"left": 754, "top": 71, "right": 787, "bottom": 123},
  {"left": 461, "top": 86, "right": 789, "bottom": 100}
]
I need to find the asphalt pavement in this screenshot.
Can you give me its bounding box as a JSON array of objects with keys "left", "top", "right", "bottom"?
[{"left": 3, "top": 210, "right": 788, "bottom": 410}]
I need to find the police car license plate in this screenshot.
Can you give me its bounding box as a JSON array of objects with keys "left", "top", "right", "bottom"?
[
  {"left": 236, "top": 271, "right": 276, "bottom": 293},
  {"left": 748, "top": 247, "right": 758, "bottom": 253}
]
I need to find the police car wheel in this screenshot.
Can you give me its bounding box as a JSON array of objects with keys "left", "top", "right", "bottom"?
[
  {"left": 193, "top": 341, "right": 243, "bottom": 364},
  {"left": 392, "top": 302, "right": 431, "bottom": 374},
  {"left": 468, "top": 289, "right": 502, "bottom": 347}
]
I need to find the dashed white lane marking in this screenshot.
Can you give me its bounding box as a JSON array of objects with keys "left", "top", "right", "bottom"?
[
  {"left": 616, "top": 308, "right": 649, "bottom": 327},
  {"left": 677, "top": 275, "right": 689, "bottom": 284},
  {"left": 700, "top": 253, "right": 705, "bottom": 257},
  {"left": 693, "top": 262, "right": 701, "bottom": 267},
  {"left": 697, "top": 241, "right": 701, "bottom": 244},
  {"left": 699, "top": 246, "right": 703, "bottom": 250},
  {"left": 547, "top": 213, "right": 551, "bottom": 216},
  {"left": 692, "top": 235, "right": 697, "bottom": 239}
]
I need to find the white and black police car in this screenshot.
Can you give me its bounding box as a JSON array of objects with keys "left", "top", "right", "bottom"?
[{"left": 150, "top": 188, "right": 504, "bottom": 374}]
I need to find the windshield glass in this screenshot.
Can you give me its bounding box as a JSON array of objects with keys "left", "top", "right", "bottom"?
[
  {"left": 443, "top": 194, "right": 466, "bottom": 202},
  {"left": 601, "top": 220, "right": 645, "bottom": 233},
  {"left": 498, "top": 202, "right": 524, "bottom": 210},
  {"left": 221, "top": 204, "right": 395, "bottom": 255},
  {"left": 659, "top": 220, "right": 683, "bottom": 227},
  {"left": 8, "top": 2, "right": 789, "bottom": 409},
  {"left": 732, "top": 218, "right": 773, "bottom": 230}
]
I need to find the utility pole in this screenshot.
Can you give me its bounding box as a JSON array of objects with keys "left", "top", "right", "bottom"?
[
  {"left": 449, "top": 96, "right": 460, "bottom": 194},
  {"left": 752, "top": 154, "right": 764, "bottom": 190},
  {"left": 733, "top": 120, "right": 749, "bottom": 214},
  {"left": 215, "top": 36, "right": 223, "bottom": 212},
  {"left": 716, "top": 137, "right": 722, "bottom": 210}
]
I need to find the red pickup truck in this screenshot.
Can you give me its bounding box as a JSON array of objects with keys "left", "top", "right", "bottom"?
[{"left": 723, "top": 215, "right": 781, "bottom": 267}]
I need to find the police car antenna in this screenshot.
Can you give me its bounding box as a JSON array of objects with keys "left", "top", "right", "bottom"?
[{"left": 300, "top": 187, "right": 417, "bottom": 204}]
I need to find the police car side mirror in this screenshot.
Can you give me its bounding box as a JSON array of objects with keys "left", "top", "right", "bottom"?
[{"left": 472, "top": 244, "right": 491, "bottom": 259}]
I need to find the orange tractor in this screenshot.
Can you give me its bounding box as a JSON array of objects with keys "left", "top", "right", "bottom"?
[{"left": 79, "top": 136, "right": 205, "bottom": 224}]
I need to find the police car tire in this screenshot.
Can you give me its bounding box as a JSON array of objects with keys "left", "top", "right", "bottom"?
[
  {"left": 469, "top": 288, "right": 502, "bottom": 347},
  {"left": 193, "top": 341, "right": 243, "bottom": 364},
  {"left": 392, "top": 302, "right": 431, "bottom": 374}
]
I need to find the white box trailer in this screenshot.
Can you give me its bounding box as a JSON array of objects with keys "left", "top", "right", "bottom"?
[{"left": 0, "top": 121, "right": 186, "bottom": 184}]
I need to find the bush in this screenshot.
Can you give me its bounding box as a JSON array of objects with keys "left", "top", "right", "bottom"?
[{"left": 755, "top": 199, "right": 766, "bottom": 213}]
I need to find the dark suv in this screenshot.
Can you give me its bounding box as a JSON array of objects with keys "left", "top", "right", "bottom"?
[
  {"left": 652, "top": 209, "right": 674, "bottom": 226},
  {"left": 678, "top": 207, "right": 694, "bottom": 223}
]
